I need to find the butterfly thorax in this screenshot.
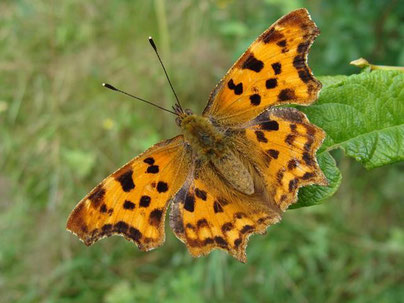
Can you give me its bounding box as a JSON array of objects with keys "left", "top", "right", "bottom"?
[
  {"left": 180, "top": 114, "right": 254, "bottom": 195},
  {"left": 180, "top": 114, "right": 225, "bottom": 158}
]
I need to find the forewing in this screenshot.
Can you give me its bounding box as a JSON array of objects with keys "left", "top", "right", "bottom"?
[
  {"left": 203, "top": 8, "right": 321, "bottom": 126},
  {"left": 67, "top": 135, "right": 192, "bottom": 251}
]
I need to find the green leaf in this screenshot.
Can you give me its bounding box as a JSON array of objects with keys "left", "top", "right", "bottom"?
[
  {"left": 294, "top": 70, "right": 403, "bottom": 207},
  {"left": 292, "top": 151, "right": 342, "bottom": 209},
  {"left": 317, "top": 75, "right": 348, "bottom": 87},
  {"left": 302, "top": 70, "right": 404, "bottom": 169}
]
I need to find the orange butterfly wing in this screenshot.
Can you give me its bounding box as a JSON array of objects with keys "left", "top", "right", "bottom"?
[
  {"left": 67, "top": 135, "right": 192, "bottom": 251},
  {"left": 203, "top": 8, "right": 321, "bottom": 126},
  {"left": 243, "top": 107, "right": 327, "bottom": 211},
  {"left": 170, "top": 162, "right": 281, "bottom": 263}
]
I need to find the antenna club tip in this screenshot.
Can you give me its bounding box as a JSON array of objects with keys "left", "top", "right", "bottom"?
[
  {"left": 102, "top": 83, "right": 118, "bottom": 91},
  {"left": 148, "top": 37, "right": 157, "bottom": 51}
]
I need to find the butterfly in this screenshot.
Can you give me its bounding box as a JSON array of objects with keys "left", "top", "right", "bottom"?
[{"left": 67, "top": 8, "right": 327, "bottom": 262}]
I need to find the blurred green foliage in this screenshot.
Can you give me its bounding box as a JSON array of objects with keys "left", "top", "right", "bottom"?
[{"left": 0, "top": 0, "right": 403, "bottom": 302}]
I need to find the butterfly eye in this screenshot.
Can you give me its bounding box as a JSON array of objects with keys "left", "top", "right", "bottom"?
[
  {"left": 185, "top": 109, "right": 193, "bottom": 115},
  {"left": 175, "top": 117, "right": 182, "bottom": 127}
]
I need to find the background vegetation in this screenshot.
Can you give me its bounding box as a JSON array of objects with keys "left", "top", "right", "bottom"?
[{"left": 0, "top": 0, "right": 403, "bottom": 302}]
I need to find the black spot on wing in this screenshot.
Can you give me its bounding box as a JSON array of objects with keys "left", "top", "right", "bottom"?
[
  {"left": 298, "top": 69, "right": 314, "bottom": 83},
  {"left": 304, "top": 138, "right": 314, "bottom": 151},
  {"left": 149, "top": 208, "right": 163, "bottom": 226},
  {"left": 139, "top": 195, "right": 151, "bottom": 207},
  {"left": 271, "top": 62, "right": 282, "bottom": 75},
  {"left": 255, "top": 130, "right": 268, "bottom": 143},
  {"left": 233, "top": 82, "right": 243, "bottom": 95},
  {"left": 227, "top": 79, "right": 243, "bottom": 95},
  {"left": 289, "top": 179, "right": 298, "bottom": 192},
  {"left": 204, "top": 238, "right": 214, "bottom": 245},
  {"left": 100, "top": 204, "right": 107, "bottom": 213},
  {"left": 266, "top": 78, "right": 277, "bottom": 89},
  {"left": 276, "top": 170, "right": 284, "bottom": 184},
  {"left": 157, "top": 181, "right": 168, "bottom": 193},
  {"left": 214, "top": 236, "right": 228, "bottom": 247},
  {"left": 305, "top": 124, "right": 316, "bottom": 137},
  {"left": 241, "top": 225, "right": 254, "bottom": 234},
  {"left": 235, "top": 212, "right": 246, "bottom": 219},
  {"left": 143, "top": 157, "right": 155, "bottom": 165},
  {"left": 195, "top": 188, "right": 207, "bottom": 201},
  {"left": 129, "top": 227, "right": 142, "bottom": 241},
  {"left": 267, "top": 149, "right": 279, "bottom": 159},
  {"left": 278, "top": 89, "right": 296, "bottom": 101},
  {"left": 258, "top": 216, "right": 271, "bottom": 225},
  {"left": 116, "top": 170, "right": 135, "bottom": 192},
  {"left": 213, "top": 201, "right": 223, "bottom": 213},
  {"left": 102, "top": 224, "right": 112, "bottom": 232},
  {"left": 276, "top": 39, "right": 287, "bottom": 47},
  {"left": 184, "top": 193, "right": 195, "bottom": 212},
  {"left": 293, "top": 55, "right": 305, "bottom": 69},
  {"left": 297, "top": 41, "right": 310, "bottom": 54},
  {"left": 285, "top": 134, "right": 296, "bottom": 145},
  {"left": 261, "top": 120, "right": 279, "bottom": 131},
  {"left": 197, "top": 219, "right": 209, "bottom": 228},
  {"left": 303, "top": 172, "right": 315, "bottom": 180},
  {"left": 88, "top": 185, "right": 105, "bottom": 208},
  {"left": 114, "top": 221, "right": 129, "bottom": 233},
  {"left": 261, "top": 28, "right": 284, "bottom": 44},
  {"left": 250, "top": 94, "right": 261, "bottom": 106},
  {"left": 228, "top": 79, "right": 235, "bottom": 89},
  {"left": 221, "top": 222, "right": 233, "bottom": 233},
  {"left": 242, "top": 54, "right": 264, "bottom": 72},
  {"left": 186, "top": 223, "right": 196, "bottom": 230},
  {"left": 123, "top": 200, "right": 135, "bottom": 210},
  {"left": 288, "top": 159, "right": 298, "bottom": 170},
  {"left": 303, "top": 152, "right": 314, "bottom": 166},
  {"left": 146, "top": 165, "right": 159, "bottom": 174}
]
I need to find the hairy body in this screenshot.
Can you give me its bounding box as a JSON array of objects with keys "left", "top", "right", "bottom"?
[{"left": 180, "top": 114, "right": 255, "bottom": 195}]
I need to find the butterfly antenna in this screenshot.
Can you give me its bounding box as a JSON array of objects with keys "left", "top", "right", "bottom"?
[
  {"left": 102, "top": 83, "right": 178, "bottom": 116},
  {"left": 148, "top": 37, "right": 184, "bottom": 113}
]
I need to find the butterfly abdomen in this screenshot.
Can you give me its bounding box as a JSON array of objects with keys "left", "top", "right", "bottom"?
[{"left": 210, "top": 151, "right": 255, "bottom": 195}]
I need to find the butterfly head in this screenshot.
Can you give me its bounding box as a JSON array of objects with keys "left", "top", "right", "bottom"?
[{"left": 175, "top": 107, "right": 194, "bottom": 127}]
